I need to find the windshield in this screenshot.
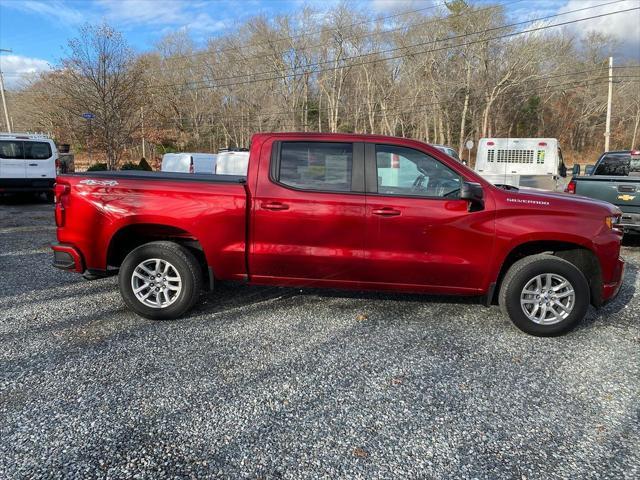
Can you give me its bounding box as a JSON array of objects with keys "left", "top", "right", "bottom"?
[{"left": 594, "top": 152, "right": 640, "bottom": 176}]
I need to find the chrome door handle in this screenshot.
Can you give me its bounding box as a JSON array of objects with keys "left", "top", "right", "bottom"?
[
  {"left": 372, "top": 207, "right": 401, "bottom": 217},
  {"left": 262, "top": 202, "right": 289, "bottom": 211},
  {"left": 29, "top": 163, "right": 38, "bottom": 166}
]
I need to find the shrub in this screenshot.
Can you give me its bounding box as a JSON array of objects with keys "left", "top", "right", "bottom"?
[
  {"left": 86, "top": 163, "right": 108, "bottom": 171},
  {"left": 138, "top": 157, "right": 152, "bottom": 171},
  {"left": 120, "top": 161, "right": 141, "bottom": 170}
]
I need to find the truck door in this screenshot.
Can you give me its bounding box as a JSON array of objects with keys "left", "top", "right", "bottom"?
[
  {"left": 250, "top": 140, "right": 367, "bottom": 285},
  {"left": 363, "top": 143, "right": 495, "bottom": 292},
  {"left": 0, "top": 140, "right": 26, "bottom": 179}
]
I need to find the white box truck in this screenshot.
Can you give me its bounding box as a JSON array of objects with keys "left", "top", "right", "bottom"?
[{"left": 474, "top": 138, "right": 568, "bottom": 191}]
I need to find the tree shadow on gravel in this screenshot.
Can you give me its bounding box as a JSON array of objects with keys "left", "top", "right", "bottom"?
[
  {"left": 193, "top": 281, "right": 484, "bottom": 320},
  {"left": 578, "top": 261, "right": 637, "bottom": 331}
]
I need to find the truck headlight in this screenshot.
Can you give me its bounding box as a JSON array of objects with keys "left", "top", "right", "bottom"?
[{"left": 605, "top": 215, "right": 621, "bottom": 230}]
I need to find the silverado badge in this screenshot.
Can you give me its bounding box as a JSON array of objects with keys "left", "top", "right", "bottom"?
[{"left": 617, "top": 194, "right": 636, "bottom": 201}]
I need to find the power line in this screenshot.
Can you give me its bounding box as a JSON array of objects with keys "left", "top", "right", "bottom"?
[
  {"left": 14, "top": 77, "right": 631, "bottom": 141},
  {"left": 147, "top": 72, "right": 640, "bottom": 126},
  {"left": 148, "top": 1, "right": 635, "bottom": 91},
  {"left": 154, "top": 0, "right": 525, "bottom": 65},
  {"left": 144, "top": 67, "right": 631, "bottom": 124},
  {"left": 142, "top": 74, "right": 637, "bottom": 131},
  {"left": 0, "top": 0, "right": 523, "bottom": 82},
  {"left": 159, "top": 0, "right": 453, "bottom": 62}
]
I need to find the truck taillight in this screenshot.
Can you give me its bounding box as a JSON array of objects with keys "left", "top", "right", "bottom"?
[
  {"left": 54, "top": 183, "right": 70, "bottom": 226},
  {"left": 54, "top": 183, "right": 69, "bottom": 202},
  {"left": 565, "top": 180, "right": 576, "bottom": 194},
  {"left": 189, "top": 156, "right": 194, "bottom": 174}
]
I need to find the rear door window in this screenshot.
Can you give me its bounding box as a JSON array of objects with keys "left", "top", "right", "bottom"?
[
  {"left": 276, "top": 142, "right": 353, "bottom": 192},
  {"left": 594, "top": 153, "right": 640, "bottom": 176},
  {"left": 0, "top": 141, "right": 24, "bottom": 159},
  {"left": 24, "top": 142, "right": 52, "bottom": 160}
]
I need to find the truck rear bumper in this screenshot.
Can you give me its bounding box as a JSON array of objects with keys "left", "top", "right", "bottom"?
[
  {"left": 51, "top": 243, "right": 84, "bottom": 273},
  {"left": 602, "top": 256, "right": 625, "bottom": 303}
]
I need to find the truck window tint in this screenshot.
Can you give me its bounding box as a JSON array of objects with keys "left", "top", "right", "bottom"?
[
  {"left": 24, "top": 142, "right": 52, "bottom": 160},
  {"left": 278, "top": 142, "right": 353, "bottom": 192},
  {"left": 0, "top": 140, "right": 24, "bottom": 159},
  {"left": 594, "top": 153, "right": 640, "bottom": 176},
  {"left": 376, "top": 145, "right": 461, "bottom": 198}
]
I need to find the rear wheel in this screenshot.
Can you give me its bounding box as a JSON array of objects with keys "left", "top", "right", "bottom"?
[
  {"left": 499, "top": 254, "right": 590, "bottom": 336},
  {"left": 118, "top": 241, "right": 202, "bottom": 320}
]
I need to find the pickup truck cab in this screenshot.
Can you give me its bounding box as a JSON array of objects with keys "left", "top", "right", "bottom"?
[
  {"left": 52, "top": 133, "right": 625, "bottom": 336},
  {"left": 566, "top": 150, "right": 640, "bottom": 233}
]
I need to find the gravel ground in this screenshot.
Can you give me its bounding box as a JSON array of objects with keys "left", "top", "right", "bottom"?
[{"left": 1, "top": 196, "right": 639, "bottom": 479}]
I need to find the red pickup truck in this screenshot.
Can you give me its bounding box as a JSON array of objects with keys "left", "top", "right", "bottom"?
[{"left": 52, "top": 133, "right": 625, "bottom": 336}]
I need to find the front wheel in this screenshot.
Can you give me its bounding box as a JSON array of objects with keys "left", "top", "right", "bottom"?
[
  {"left": 499, "top": 254, "right": 590, "bottom": 336},
  {"left": 118, "top": 241, "right": 203, "bottom": 320}
]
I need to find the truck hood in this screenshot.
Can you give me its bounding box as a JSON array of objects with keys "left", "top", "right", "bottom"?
[{"left": 504, "top": 187, "right": 621, "bottom": 215}]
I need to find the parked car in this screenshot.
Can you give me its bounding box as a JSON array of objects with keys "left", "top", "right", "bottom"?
[
  {"left": 161, "top": 153, "right": 217, "bottom": 174},
  {"left": 566, "top": 150, "right": 640, "bottom": 233},
  {"left": 52, "top": 133, "right": 624, "bottom": 336},
  {"left": 0, "top": 132, "right": 58, "bottom": 200},
  {"left": 432, "top": 144, "right": 462, "bottom": 162},
  {"left": 475, "top": 138, "right": 568, "bottom": 191}
]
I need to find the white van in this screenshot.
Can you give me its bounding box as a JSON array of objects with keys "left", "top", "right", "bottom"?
[
  {"left": 474, "top": 138, "right": 568, "bottom": 191},
  {"left": 161, "top": 153, "right": 217, "bottom": 174},
  {"left": 0, "top": 133, "right": 58, "bottom": 198}
]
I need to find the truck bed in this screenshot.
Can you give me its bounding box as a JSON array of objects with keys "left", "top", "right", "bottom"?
[
  {"left": 55, "top": 171, "right": 249, "bottom": 280},
  {"left": 67, "top": 170, "right": 246, "bottom": 184}
]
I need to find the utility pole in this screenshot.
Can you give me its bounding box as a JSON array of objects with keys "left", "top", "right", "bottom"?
[
  {"left": 140, "top": 107, "right": 146, "bottom": 159},
  {"left": 604, "top": 56, "right": 613, "bottom": 152},
  {"left": 0, "top": 48, "right": 12, "bottom": 133}
]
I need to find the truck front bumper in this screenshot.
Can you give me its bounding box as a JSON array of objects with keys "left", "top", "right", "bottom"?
[
  {"left": 51, "top": 243, "right": 84, "bottom": 273},
  {"left": 619, "top": 212, "right": 640, "bottom": 232},
  {"left": 602, "top": 256, "right": 625, "bottom": 303}
]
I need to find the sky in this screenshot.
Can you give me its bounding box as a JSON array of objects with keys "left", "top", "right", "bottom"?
[{"left": 0, "top": 0, "right": 639, "bottom": 88}]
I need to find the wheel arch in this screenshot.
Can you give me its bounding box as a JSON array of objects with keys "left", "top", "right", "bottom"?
[
  {"left": 492, "top": 240, "right": 602, "bottom": 307},
  {"left": 106, "top": 223, "right": 211, "bottom": 289}
]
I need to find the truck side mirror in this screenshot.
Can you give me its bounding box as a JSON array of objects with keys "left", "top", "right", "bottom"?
[
  {"left": 572, "top": 164, "right": 581, "bottom": 176},
  {"left": 460, "top": 182, "right": 484, "bottom": 211}
]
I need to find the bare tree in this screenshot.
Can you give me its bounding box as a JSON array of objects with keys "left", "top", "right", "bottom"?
[
  {"left": 50, "top": 24, "right": 145, "bottom": 169},
  {"left": 8, "top": 3, "right": 640, "bottom": 166}
]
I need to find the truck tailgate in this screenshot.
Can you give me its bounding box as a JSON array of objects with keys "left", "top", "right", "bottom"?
[{"left": 574, "top": 176, "right": 640, "bottom": 211}]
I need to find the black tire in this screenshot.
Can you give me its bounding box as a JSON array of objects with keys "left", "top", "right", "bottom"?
[
  {"left": 118, "top": 241, "right": 202, "bottom": 320},
  {"left": 499, "top": 254, "right": 590, "bottom": 336}
]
